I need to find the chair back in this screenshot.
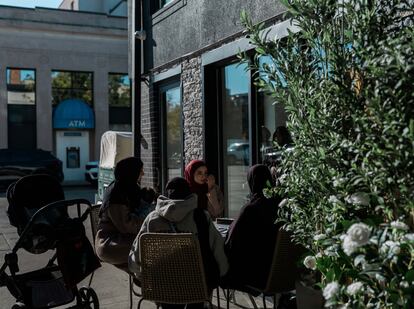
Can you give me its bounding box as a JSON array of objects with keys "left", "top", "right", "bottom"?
[
  {"left": 139, "top": 233, "right": 210, "bottom": 304},
  {"left": 89, "top": 204, "right": 101, "bottom": 244},
  {"left": 264, "top": 229, "right": 302, "bottom": 294}
]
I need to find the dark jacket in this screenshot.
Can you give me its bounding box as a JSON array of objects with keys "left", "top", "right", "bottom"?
[{"left": 224, "top": 164, "right": 282, "bottom": 290}]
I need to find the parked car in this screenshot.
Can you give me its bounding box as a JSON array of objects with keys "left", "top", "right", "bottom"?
[
  {"left": 0, "top": 149, "right": 64, "bottom": 190},
  {"left": 227, "top": 142, "right": 249, "bottom": 165},
  {"left": 85, "top": 161, "right": 99, "bottom": 186}
]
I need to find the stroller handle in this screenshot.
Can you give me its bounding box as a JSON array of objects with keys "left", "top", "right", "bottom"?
[{"left": 13, "top": 198, "right": 93, "bottom": 253}]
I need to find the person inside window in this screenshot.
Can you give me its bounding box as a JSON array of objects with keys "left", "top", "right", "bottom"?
[
  {"left": 95, "top": 157, "right": 147, "bottom": 272},
  {"left": 184, "top": 159, "right": 224, "bottom": 219},
  {"left": 224, "top": 164, "right": 282, "bottom": 291},
  {"left": 128, "top": 177, "right": 228, "bottom": 308}
]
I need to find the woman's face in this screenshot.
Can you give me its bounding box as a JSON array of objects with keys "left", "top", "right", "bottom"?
[{"left": 194, "top": 166, "right": 208, "bottom": 185}]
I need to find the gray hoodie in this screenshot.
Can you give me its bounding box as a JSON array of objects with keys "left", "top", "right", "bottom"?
[{"left": 128, "top": 193, "right": 228, "bottom": 278}]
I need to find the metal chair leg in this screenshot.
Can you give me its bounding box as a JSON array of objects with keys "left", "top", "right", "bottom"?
[
  {"left": 216, "top": 288, "right": 220, "bottom": 309},
  {"left": 262, "top": 294, "right": 267, "bottom": 309},
  {"left": 87, "top": 271, "right": 95, "bottom": 288},
  {"left": 226, "top": 289, "right": 230, "bottom": 309},
  {"left": 129, "top": 274, "right": 133, "bottom": 309},
  {"left": 247, "top": 294, "right": 258, "bottom": 309}
]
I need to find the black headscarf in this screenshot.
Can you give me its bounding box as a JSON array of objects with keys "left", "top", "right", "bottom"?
[
  {"left": 100, "top": 157, "right": 143, "bottom": 216},
  {"left": 165, "top": 177, "right": 192, "bottom": 200},
  {"left": 225, "top": 164, "right": 281, "bottom": 290},
  {"left": 247, "top": 164, "right": 274, "bottom": 200}
]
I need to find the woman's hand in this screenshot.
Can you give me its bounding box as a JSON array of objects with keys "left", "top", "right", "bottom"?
[{"left": 207, "top": 174, "right": 216, "bottom": 192}]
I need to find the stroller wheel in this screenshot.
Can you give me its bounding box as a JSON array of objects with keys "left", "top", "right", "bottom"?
[
  {"left": 78, "top": 287, "right": 99, "bottom": 309},
  {"left": 11, "top": 302, "right": 26, "bottom": 309}
]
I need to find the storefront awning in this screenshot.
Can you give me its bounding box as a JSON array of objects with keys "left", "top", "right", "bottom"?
[{"left": 53, "top": 99, "right": 95, "bottom": 129}]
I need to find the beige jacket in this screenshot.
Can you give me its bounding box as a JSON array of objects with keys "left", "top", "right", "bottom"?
[{"left": 95, "top": 203, "right": 143, "bottom": 266}]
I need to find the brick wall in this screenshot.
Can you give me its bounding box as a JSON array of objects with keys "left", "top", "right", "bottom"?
[{"left": 140, "top": 77, "right": 161, "bottom": 192}]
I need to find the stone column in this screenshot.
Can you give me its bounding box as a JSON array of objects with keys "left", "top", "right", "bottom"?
[
  {"left": 36, "top": 66, "right": 53, "bottom": 151},
  {"left": 93, "top": 68, "right": 109, "bottom": 159},
  {"left": 182, "top": 56, "right": 204, "bottom": 165},
  {"left": 0, "top": 66, "right": 7, "bottom": 148}
]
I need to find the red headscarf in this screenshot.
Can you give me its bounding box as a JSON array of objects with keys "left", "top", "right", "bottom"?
[{"left": 184, "top": 159, "right": 209, "bottom": 210}]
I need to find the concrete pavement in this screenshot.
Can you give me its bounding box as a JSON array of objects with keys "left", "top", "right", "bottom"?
[{"left": 0, "top": 196, "right": 267, "bottom": 309}]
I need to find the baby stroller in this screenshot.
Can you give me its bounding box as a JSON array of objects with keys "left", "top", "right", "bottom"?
[{"left": 0, "top": 174, "right": 101, "bottom": 309}]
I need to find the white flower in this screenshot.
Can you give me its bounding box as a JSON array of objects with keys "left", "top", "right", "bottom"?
[
  {"left": 347, "top": 223, "right": 370, "bottom": 245},
  {"left": 323, "top": 281, "right": 339, "bottom": 300},
  {"left": 313, "top": 234, "right": 326, "bottom": 241},
  {"left": 353, "top": 255, "right": 367, "bottom": 267},
  {"left": 303, "top": 256, "right": 317, "bottom": 270},
  {"left": 400, "top": 281, "right": 409, "bottom": 289},
  {"left": 342, "top": 235, "right": 359, "bottom": 255},
  {"left": 404, "top": 233, "right": 414, "bottom": 242},
  {"left": 375, "top": 274, "right": 386, "bottom": 285},
  {"left": 328, "top": 195, "right": 340, "bottom": 204},
  {"left": 278, "top": 198, "right": 288, "bottom": 208},
  {"left": 345, "top": 192, "right": 370, "bottom": 206},
  {"left": 380, "top": 240, "right": 401, "bottom": 256},
  {"left": 346, "top": 281, "right": 364, "bottom": 296},
  {"left": 325, "top": 245, "right": 339, "bottom": 257},
  {"left": 390, "top": 221, "right": 409, "bottom": 231}
]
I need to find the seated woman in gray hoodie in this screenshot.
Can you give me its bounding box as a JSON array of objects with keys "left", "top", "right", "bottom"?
[{"left": 129, "top": 177, "right": 228, "bottom": 298}]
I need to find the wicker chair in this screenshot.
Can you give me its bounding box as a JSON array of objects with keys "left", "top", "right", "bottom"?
[
  {"left": 88, "top": 204, "right": 141, "bottom": 309},
  {"left": 137, "top": 233, "right": 214, "bottom": 309},
  {"left": 225, "top": 229, "right": 302, "bottom": 309}
]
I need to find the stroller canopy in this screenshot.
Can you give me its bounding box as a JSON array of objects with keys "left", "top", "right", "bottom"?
[{"left": 6, "top": 174, "right": 67, "bottom": 253}]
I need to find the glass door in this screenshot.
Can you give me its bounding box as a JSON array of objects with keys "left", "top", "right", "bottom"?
[
  {"left": 160, "top": 82, "right": 182, "bottom": 187},
  {"left": 221, "top": 63, "right": 250, "bottom": 218}
]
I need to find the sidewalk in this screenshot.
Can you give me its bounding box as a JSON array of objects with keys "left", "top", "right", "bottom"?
[{"left": 0, "top": 197, "right": 267, "bottom": 309}]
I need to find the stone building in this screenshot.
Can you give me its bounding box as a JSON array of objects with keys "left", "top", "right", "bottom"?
[
  {"left": 136, "top": 0, "right": 297, "bottom": 216},
  {"left": 0, "top": 4, "right": 128, "bottom": 182}
]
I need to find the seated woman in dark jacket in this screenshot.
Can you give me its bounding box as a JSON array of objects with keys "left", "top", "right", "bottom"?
[{"left": 224, "top": 164, "right": 282, "bottom": 291}]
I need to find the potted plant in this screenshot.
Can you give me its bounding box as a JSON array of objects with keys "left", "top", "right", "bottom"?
[{"left": 241, "top": 0, "right": 414, "bottom": 307}]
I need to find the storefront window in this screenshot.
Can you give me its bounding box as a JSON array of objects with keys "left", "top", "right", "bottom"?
[
  {"left": 222, "top": 63, "right": 250, "bottom": 218},
  {"left": 51, "top": 70, "right": 93, "bottom": 106},
  {"left": 108, "top": 73, "right": 131, "bottom": 131},
  {"left": 160, "top": 82, "right": 182, "bottom": 185},
  {"left": 257, "top": 56, "right": 288, "bottom": 166},
  {"left": 7, "top": 68, "right": 37, "bottom": 149}
]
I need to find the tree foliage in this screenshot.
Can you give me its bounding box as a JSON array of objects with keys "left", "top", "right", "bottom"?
[{"left": 240, "top": 0, "right": 414, "bottom": 307}]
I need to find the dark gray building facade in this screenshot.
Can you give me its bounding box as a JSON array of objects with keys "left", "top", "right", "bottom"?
[{"left": 136, "top": 0, "right": 297, "bottom": 217}]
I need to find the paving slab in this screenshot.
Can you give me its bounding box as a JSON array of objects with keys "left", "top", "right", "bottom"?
[{"left": 0, "top": 197, "right": 269, "bottom": 309}]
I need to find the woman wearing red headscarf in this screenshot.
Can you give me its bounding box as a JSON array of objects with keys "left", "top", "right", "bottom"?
[{"left": 184, "top": 159, "right": 223, "bottom": 219}]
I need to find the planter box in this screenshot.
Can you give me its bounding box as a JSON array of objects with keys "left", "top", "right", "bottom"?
[{"left": 295, "top": 281, "right": 324, "bottom": 309}]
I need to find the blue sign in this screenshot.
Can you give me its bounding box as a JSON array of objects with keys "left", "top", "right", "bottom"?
[{"left": 53, "top": 99, "right": 95, "bottom": 129}]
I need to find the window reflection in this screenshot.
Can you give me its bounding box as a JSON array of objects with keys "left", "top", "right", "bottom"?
[
  {"left": 257, "top": 56, "right": 288, "bottom": 166},
  {"left": 6, "top": 68, "right": 36, "bottom": 149},
  {"left": 222, "top": 63, "right": 250, "bottom": 218},
  {"left": 7, "top": 69, "right": 35, "bottom": 105},
  {"left": 108, "top": 73, "right": 131, "bottom": 131},
  {"left": 161, "top": 0, "right": 174, "bottom": 8},
  {"left": 162, "top": 84, "right": 182, "bottom": 182},
  {"left": 51, "top": 70, "right": 93, "bottom": 106}
]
